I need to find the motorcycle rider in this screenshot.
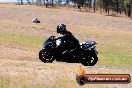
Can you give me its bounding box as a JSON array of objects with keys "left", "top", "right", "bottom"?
[{"left": 56, "top": 24, "right": 80, "bottom": 54}]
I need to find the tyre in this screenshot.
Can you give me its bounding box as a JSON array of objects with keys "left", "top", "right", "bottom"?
[
  {"left": 81, "top": 52, "right": 98, "bottom": 66},
  {"left": 76, "top": 75, "right": 87, "bottom": 85},
  {"left": 39, "top": 49, "right": 55, "bottom": 63}
]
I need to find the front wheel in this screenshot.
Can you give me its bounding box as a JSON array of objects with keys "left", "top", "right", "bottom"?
[
  {"left": 81, "top": 52, "right": 98, "bottom": 66},
  {"left": 39, "top": 49, "right": 55, "bottom": 63}
]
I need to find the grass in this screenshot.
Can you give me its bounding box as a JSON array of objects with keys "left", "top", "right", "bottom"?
[
  {"left": 0, "top": 29, "right": 132, "bottom": 68},
  {"left": 72, "top": 26, "right": 132, "bottom": 68},
  {"left": 0, "top": 61, "right": 131, "bottom": 88},
  {"left": 0, "top": 73, "right": 103, "bottom": 88},
  {"left": 99, "top": 53, "right": 132, "bottom": 68},
  {"left": 0, "top": 4, "right": 132, "bottom": 88},
  {"left": 0, "top": 3, "right": 132, "bottom": 68},
  {"left": 97, "top": 40, "right": 132, "bottom": 68},
  {"left": 0, "top": 31, "right": 45, "bottom": 49},
  {"left": 0, "top": 75, "right": 45, "bottom": 88}
]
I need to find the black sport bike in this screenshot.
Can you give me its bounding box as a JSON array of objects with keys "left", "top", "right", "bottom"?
[{"left": 39, "top": 36, "right": 98, "bottom": 66}]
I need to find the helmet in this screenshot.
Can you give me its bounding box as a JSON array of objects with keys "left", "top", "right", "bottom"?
[{"left": 57, "top": 24, "right": 66, "bottom": 34}]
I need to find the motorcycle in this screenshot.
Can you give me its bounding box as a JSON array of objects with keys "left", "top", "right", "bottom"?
[{"left": 39, "top": 36, "right": 98, "bottom": 66}]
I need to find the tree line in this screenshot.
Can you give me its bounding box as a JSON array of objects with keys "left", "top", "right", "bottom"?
[
  {"left": 18, "top": 0, "right": 132, "bottom": 17},
  {"left": 71, "top": 0, "right": 132, "bottom": 17}
]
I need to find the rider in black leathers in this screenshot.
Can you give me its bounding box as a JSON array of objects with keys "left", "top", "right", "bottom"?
[{"left": 56, "top": 24, "right": 80, "bottom": 54}]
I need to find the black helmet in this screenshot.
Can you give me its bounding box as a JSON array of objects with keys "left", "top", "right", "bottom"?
[{"left": 57, "top": 24, "right": 66, "bottom": 34}]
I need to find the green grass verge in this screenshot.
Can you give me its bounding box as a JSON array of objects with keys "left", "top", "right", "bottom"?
[
  {"left": 99, "top": 53, "right": 132, "bottom": 68},
  {"left": 97, "top": 41, "right": 132, "bottom": 68},
  {"left": 0, "top": 31, "right": 45, "bottom": 49}
]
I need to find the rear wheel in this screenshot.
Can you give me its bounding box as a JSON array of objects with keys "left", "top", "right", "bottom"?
[
  {"left": 81, "top": 52, "right": 98, "bottom": 66},
  {"left": 39, "top": 49, "right": 55, "bottom": 63}
]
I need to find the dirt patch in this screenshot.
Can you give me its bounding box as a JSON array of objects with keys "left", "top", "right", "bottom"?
[{"left": 0, "top": 44, "right": 38, "bottom": 61}]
